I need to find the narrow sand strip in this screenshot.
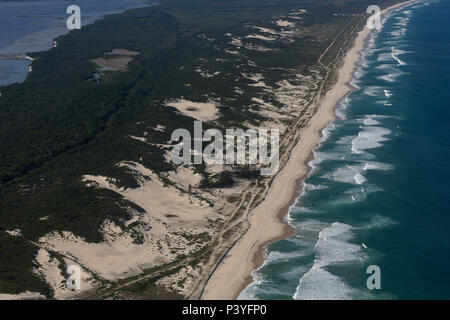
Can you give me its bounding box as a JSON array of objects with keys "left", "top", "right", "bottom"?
[{"left": 201, "top": 0, "right": 418, "bottom": 300}]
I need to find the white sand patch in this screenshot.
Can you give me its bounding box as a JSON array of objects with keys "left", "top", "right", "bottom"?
[
  {"left": 275, "top": 20, "right": 296, "bottom": 28},
  {"left": 152, "top": 125, "right": 166, "bottom": 132},
  {"left": 39, "top": 227, "right": 168, "bottom": 281},
  {"left": 230, "top": 37, "right": 243, "bottom": 47},
  {"left": 245, "top": 34, "right": 277, "bottom": 41},
  {"left": 0, "top": 291, "right": 45, "bottom": 300},
  {"left": 254, "top": 27, "right": 280, "bottom": 35},
  {"left": 225, "top": 49, "right": 239, "bottom": 55},
  {"left": 242, "top": 73, "right": 270, "bottom": 88},
  {"left": 166, "top": 99, "right": 219, "bottom": 122},
  {"left": 249, "top": 81, "right": 269, "bottom": 88},
  {"left": 85, "top": 162, "right": 215, "bottom": 223},
  {"left": 290, "top": 9, "right": 307, "bottom": 15},
  {"left": 6, "top": 229, "right": 21, "bottom": 236},
  {"left": 129, "top": 135, "right": 147, "bottom": 143},
  {"left": 196, "top": 68, "right": 216, "bottom": 79},
  {"left": 234, "top": 87, "right": 244, "bottom": 95},
  {"left": 251, "top": 97, "right": 274, "bottom": 108},
  {"left": 91, "top": 48, "right": 139, "bottom": 72},
  {"left": 245, "top": 73, "right": 263, "bottom": 82},
  {"left": 243, "top": 44, "right": 275, "bottom": 52}
]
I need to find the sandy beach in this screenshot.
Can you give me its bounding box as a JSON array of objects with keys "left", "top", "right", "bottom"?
[{"left": 201, "top": 0, "right": 418, "bottom": 300}]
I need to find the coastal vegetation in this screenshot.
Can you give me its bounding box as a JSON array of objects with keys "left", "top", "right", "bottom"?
[{"left": 0, "top": 0, "right": 402, "bottom": 298}]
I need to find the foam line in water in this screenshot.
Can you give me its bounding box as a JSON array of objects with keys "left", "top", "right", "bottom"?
[
  {"left": 331, "top": 165, "right": 366, "bottom": 185},
  {"left": 293, "top": 222, "right": 365, "bottom": 300},
  {"left": 391, "top": 46, "right": 407, "bottom": 66},
  {"left": 360, "top": 114, "right": 381, "bottom": 126},
  {"left": 351, "top": 126, "right": 391, "bottom": 154}
]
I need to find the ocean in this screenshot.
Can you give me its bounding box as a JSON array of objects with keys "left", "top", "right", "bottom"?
[
  {"left": 240, "top": 0, "right": 450, "bottom": 300},
  {"left": 0, "top": 0, "right": 153, "bottom": 86}
]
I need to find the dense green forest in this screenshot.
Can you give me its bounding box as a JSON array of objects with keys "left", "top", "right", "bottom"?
[{"left": 0, "top": 0, "right": 401, "bottom": 297}]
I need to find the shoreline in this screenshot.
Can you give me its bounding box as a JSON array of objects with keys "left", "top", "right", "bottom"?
[{"left": 201, "top": 0, "right": 418, "bottom": 300}]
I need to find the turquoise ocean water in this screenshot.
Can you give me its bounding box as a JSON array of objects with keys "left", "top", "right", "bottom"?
[{"left": 240, "top": 0, "right": 450, "bottom": 300}]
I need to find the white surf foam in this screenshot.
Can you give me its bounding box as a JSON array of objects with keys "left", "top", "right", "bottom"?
[
  {"left": 391, "top": 46, "right": 406, "bottom": 66},
  {"left": 319, "top": 121, "right": 336, "bottom": 143},
  {"left": 376, "top": 63, "right": 394, "bottom": 70},
  {"left": 266, "top": 250, "right": 307, "bottom": 262},
  {"left": 361, "top": 161, "right": 393, "bottom": 171},
  {"left": 331, "top": 165, "right": 366, "bottom": 185},
  {"left": 360, "top": 114, "right": 381, "bottom": 126},
  {"left": 304, "top": 183, "right": 328, "bottom": 191},
  {"left": 351, "top": 126, "right": 391, "bottom": 154},
  {"left": 335, "top": 97, "right": 350, "bottom": 120},
  {"left": 363, "top": 86, "right": 382, "bottom": 96},
  {"left": 377, "top": 52, "right": 393, "bottom": 62},
  {"left": 377, "top": 70, "right": 405, "bottom": 82},
  {"left": 293, "top": 222, "right": 365, "bottom": 300}
]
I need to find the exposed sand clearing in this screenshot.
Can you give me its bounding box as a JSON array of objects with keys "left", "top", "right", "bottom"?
[
  {"left": 37, "top": 162, "right": 219, "bottom": 289},
  {"left": 165, "top": 99, "right": 220, "bottom": 122},
  {"left": 275, "top": 20, "right": 296, "bottom": 28},
  {"left": 171, "top": 166, "right": 202, "bottom": 189},
  {"left": 39, "top": 224, "right": 169, "bottom": 281},
  {"left": 91, "top": 48, "right": 139, "bottom": 71}
]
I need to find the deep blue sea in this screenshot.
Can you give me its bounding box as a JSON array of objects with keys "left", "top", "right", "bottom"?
[
  {"left": 0, "top": 0, "right": 153, "bottom": 86},
  {"left": 240, "top": 0, "right": 450, "bottom": 300}
]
